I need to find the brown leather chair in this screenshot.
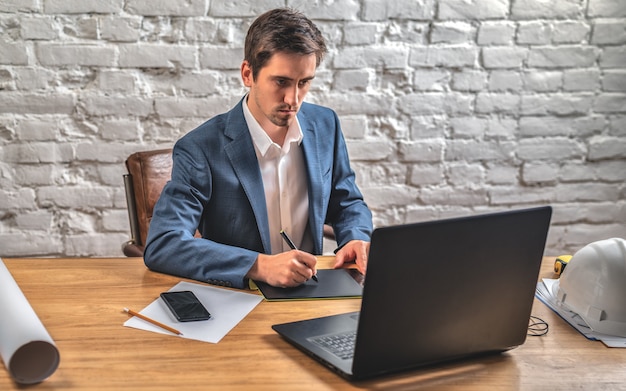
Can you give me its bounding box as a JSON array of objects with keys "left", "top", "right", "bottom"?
[
  {"left": 122, "top": 149, "right": 174, "bottom": 257},
  {"left": 122, "top": 149, "right": 335, "bottom": 257}
]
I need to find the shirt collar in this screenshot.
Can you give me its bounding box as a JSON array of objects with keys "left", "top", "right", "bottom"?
[{"left": 242, "top": 94, "right": 303, "bottom": 157}]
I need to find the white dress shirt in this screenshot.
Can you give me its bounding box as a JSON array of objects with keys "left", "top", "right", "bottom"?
[{"left": 243, "top": 98, "right": 310, "bottom": 254}]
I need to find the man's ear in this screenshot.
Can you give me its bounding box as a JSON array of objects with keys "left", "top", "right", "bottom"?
[{"left": 241, "top": 61, "right": 253, "bottom": 87}]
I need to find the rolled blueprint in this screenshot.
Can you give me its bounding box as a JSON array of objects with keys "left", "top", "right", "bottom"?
[{"left": 0, "top": 258, "right": 60, "bottom": 384}]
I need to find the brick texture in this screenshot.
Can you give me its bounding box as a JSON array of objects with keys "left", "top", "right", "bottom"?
[{"left": 1, "top": 0, "right": 625, "bottom": 257}]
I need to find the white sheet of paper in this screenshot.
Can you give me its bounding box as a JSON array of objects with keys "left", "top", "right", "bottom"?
[{"left": 124, "top": 281, "right": 262, "bottom": 343}]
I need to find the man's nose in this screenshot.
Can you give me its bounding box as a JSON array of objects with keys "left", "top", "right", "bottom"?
[{"left": 284, "top": 85, "right": 300, "bottom": 107}]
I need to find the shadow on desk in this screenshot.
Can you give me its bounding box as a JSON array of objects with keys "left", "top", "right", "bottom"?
[
  {"left": 356, "top": 354, "right": 518, "bottom": 390},
  {"left": 265, "top": 334, "right": 519, "bottom": 390}
]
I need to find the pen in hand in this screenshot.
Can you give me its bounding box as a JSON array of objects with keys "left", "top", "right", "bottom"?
[{"left": 280, "top": 230, "right": 318, "bottom": 283}]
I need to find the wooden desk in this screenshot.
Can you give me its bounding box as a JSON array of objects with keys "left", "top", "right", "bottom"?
[{"left": 1, "top": 257, "right": 624, "bottom": 390}]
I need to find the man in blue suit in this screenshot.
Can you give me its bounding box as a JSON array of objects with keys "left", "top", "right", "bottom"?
[{"left": 144, "top": 8, "right": 373, "bottom": 289}]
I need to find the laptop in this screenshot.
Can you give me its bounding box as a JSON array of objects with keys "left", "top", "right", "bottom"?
[{"left": 272, "top": 206, "right": 552, "bottom": 380}]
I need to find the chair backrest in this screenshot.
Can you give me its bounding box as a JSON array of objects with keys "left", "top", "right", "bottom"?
[{"left": 124, "top": 149, "right": 173, "bottom": 249}]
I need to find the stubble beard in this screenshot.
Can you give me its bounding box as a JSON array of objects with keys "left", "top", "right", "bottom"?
[{"left": 270, "top": 104, "right": 298, "bottom": 128}]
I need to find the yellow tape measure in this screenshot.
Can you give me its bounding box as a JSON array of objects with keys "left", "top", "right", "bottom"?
[{"left": 554, "top": 255, "right": 572, "bottom": 276}]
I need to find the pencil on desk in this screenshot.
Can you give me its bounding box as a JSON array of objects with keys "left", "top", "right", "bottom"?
[{"left": 123, "top": 307, "right": 183, "bottom": 336}]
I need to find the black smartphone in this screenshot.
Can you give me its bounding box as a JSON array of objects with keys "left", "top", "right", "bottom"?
[{"left": 160, "top": 291, "right": 211, "bottom": 322}]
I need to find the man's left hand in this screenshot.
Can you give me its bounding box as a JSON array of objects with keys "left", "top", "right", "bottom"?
[{"left": 333, "top": 240, "right": 370, "bottom": 274}]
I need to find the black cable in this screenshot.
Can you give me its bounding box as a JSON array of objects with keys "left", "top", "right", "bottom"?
[{"left": 528, "top": 315, "right": 549, "bottom": 336}]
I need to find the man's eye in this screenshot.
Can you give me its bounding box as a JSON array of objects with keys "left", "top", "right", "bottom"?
[{"left": 299, "top": 80, "right": 310, "bottom": 87}]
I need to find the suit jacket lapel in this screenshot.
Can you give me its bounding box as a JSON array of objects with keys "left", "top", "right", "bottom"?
[
  {"left": 299, "top": 110, "right": 324, "bottom": 254},
  {"left": 223, "top": 101, "right": 272, "bottom": 253}
]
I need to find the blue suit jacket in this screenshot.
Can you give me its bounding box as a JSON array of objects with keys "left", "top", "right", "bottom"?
[{"left": 144, "top": 98, "right": 372, "bottom": 289}]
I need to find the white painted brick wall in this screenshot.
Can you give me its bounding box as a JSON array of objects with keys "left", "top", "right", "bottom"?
[{"left": 1, "top": 0, "right": 625, "bottom": 257}]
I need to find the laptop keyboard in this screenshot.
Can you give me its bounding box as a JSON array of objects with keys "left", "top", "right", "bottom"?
[{"left": 308, "top": 331, "right": 356, "bottom": 360}]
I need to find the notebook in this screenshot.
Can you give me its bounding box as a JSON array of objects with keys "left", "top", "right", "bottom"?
[{"left": 272, "top": 206, "right": 552, "bottom": 380}]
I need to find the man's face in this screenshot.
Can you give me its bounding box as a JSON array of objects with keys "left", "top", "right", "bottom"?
[{"left": 242, "top": 52, "right": 317, "bottom": 136}]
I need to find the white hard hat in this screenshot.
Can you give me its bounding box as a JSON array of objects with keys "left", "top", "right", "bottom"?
[{"left": 555, "top": 237, "right": 626, "bottom": 337}]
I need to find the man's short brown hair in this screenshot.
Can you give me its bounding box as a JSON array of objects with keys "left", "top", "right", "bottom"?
[{"left": 244, "top": 8, "right": 327, "bottom": 80}]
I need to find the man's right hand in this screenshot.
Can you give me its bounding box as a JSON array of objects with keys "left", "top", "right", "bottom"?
[{"left": 246, "top": 250, "right": 317, "bottom": 288}]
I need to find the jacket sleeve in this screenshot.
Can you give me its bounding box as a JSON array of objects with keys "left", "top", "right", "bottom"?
[
  {"left": 143, "top": 122, "right": 262, "bottom": 290},
  {"left": 323, "top": 109, "right": 373, "bottom": 247}
]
